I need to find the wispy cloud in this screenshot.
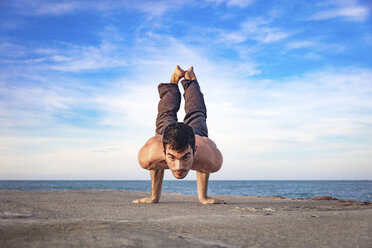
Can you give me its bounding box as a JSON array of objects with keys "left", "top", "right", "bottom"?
[
  {"left": 284, "top": 39, "right": 345, "bottom": 59},
  {"left": 206, "top": 67, "right": 372, "bottom": 179},
  {"left": 8, "top": 0, "right": 192, "bottom": 17},
  {"left": 219, "top": 18, "right": 291, "bottom": 44},
  {"left": 308, "top": 0, "right": 370, "bottom": 22},
  {"left": 286, "top": 40, "right": 318, "bottom": 49},
  {"left": 2, "top": 37, "right": 372, "bottom": 179},
  {"left": 206, "top": 0, "right": 255, "bottom": 7},
  {"left": 0, "top": 79, "right": 85, "bottom": 128},
  {"left": 9, "top": 0, "right": 83, "bottom": 16},
  {"left": 0, "top": 26, "right": 128, "bottom": 72},
  {"left": 49, "top": 44, "right": 128, "bottom": 72},
  {"left": 125, "top": 0, "right": 193, "bottom": 17}
]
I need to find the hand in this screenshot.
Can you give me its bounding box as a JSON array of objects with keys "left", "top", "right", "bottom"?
[
  {"left": 198, "top": 197, "right": 226, "bottom": 205},
  {"left": 132, "top": 196, "right": 159, "bottom": 204}
]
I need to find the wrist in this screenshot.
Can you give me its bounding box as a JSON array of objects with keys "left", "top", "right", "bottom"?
[{"left": 151, "top": 195, "right": 160, "bottom": 202}]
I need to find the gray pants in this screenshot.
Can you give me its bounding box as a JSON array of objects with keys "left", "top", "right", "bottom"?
[{"left": 155, "top": 80, "right": 208, "bottom": 137}]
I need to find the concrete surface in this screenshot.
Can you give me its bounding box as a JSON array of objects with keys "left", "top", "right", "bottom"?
[{"left": 0, "top": 190, "right": 371, "bottom": 247}]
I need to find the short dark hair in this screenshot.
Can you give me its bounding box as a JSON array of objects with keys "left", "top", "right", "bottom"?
[{"left": 162, "top": 122, "right": 195, "bottom": 153}]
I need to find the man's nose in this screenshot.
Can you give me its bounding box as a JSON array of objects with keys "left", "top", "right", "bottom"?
[{"left": 174, "top": 160, "right": 185, "bottom": 170}]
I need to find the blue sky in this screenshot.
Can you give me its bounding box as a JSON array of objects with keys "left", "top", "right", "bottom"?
[{"left": 1, "top": 0, "right": 371, "bottom": 180}]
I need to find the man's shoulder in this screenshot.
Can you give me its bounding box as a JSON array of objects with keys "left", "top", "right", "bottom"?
[
  {"left": 146, "top": 135, "right": 162, "bottom": 145},
  {"left": 195, "top": 135, "right": 214, "bottom": 144}
]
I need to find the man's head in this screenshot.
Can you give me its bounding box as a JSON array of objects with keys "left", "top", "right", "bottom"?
[{"left": 162, "top": 122, "right": 196, "bottom": 179}]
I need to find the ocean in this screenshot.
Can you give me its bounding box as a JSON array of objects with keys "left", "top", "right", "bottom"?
[{"left": 0, "top": 180, "right": 371, "bottom": 203}]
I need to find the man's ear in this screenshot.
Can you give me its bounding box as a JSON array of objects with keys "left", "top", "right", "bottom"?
[
  {"left": 194, "top": 145, "right": 197, "bottom": 154},
  {"left": 162, "top": 145, "right": 166, "bottom": 155}
]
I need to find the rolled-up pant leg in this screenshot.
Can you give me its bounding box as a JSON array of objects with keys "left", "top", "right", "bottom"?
[
  {"left": 155, "top": 83, "right": 181, "bottom": 135},
  {"left": 181, "top": 80, "right": 208, "bottom": 137}
]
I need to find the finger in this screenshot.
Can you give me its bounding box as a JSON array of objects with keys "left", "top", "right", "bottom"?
[
  {"left": 216, "top": 199, "right": 226, "bottom": 204},
  {"left": 132, "top": 199, "right": 139, "bottom": 203}
]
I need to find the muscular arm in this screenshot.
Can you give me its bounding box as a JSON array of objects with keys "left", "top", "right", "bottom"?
[
  {"left": 134, "top": 136, "right": 167, "bottom": 204},
  {"left": 194, "top": 137, "right": 225, "bottom": 204}
]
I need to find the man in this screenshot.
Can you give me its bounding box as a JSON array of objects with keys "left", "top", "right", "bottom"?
[{"left": 133, "top": 66, "right": 225, "bottom": 204}]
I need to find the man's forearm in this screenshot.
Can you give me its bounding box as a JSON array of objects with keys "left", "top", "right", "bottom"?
[
  {"left": 150, "top": 169, "right": 164, "bottom": 202},
  {"left": 196, "top": 171, "right": 209, "bottom": 201},
  {"left": 196, "top": 171, "right": 226, "bottom": 204}
]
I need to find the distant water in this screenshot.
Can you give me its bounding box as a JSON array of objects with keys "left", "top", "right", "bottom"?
[{"left": 0, "top": 180, "right": 371, "bottom": 203}]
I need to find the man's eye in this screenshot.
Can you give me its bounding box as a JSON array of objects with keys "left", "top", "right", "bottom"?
[
  {"left": 183, "top": 156, "right": 189, "bottom": 161},
  {"left": 169, "top": 157, "right": 175, "bottom": 161}
]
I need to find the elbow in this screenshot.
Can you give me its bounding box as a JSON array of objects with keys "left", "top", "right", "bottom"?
[
  {"left": 138, "top": 153, "right": 151, "bottom": 170},
  {"left": 138, "top": 144, "right": 154, "bottom": 170},
  {"left": 139, "top": 159, "right": 150, "bottom": 170},
  {"left": 210, "top": 162, "right": 222, "bottom": 173},
  {"left": 210, "top": 153, "right": 223, "bottom": 173}
]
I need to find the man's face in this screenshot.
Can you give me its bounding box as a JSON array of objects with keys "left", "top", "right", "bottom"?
[{"left": 163, "top": 145, "right": 196, "bottom": 179}]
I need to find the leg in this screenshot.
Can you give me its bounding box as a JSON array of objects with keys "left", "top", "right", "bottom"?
[
  {"left": 155, "top": 66, "right": 184, "bottom": 135},
  {"left": 181, "top": 67, "right": 208, "bottom": 137}
]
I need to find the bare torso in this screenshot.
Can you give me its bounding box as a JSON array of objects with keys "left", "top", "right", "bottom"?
[{"left": 138, "top": 135, "right": 223, "bottom": 173}]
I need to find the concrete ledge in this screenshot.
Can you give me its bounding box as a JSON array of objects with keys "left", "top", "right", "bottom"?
[{"left": 0, "top": 190, "right": 371, "bottom": 247}]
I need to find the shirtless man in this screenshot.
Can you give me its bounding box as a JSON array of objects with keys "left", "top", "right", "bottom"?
[{"left": 133, "top": 66, "right": 225, "bottom": 204}]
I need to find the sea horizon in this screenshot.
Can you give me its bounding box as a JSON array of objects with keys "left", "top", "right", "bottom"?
[
  {"left": 1, "top": 179, "right": 371, "bottom": 181},
  {"left": 1, "top": 180, "right": 371, "bottom": 203}
]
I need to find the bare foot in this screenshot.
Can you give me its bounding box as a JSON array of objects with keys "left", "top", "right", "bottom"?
[
  {"left": 170, "top": 65, "right": 185, "bottom": 84},
  {"left": 184, "top": 66, "right": 197, "bottom": 81}
]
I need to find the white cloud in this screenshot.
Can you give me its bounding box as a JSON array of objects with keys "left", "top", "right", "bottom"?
[
  {"left": 303, "top": 52, "right": 323, "bottom": 60},
  {"left": 308, "top": 0, "right": 370, "bottom": 22},
  {"left": 2, "top": 62, "right": 372, "bottom": 179},
  {"left": 126, "top": 0, "right": 192, "bottom": 17},
  {"left": 244, "top": 19, "right": 291, "bottom": 43},
  {"left": 284, "top": 39, "right": 345, "bottom": 59},
  {"left": 193, "top": 67, "right": 372, "bottom": 180},
  {"left": 0, "top": 28, "right": 128, "bottom": 72},
  {"left": 206, "top": 0, "right": 255, "bottom": 8},
  {"left": 0, "top": 42, "right": 27, "bottom": 58},
  {"left": 10, "top": 0, "right": 83, "bottom": 16},
  {"left": 226, "top": 0, "right": 255, "bottom": 7},
  {"left": 49, "top": 44, "right": 128, "bottom": 72},
  {"left": 219, "top": 18, "right": 291, "bottom": 44},
  {"left": 0, "top": 81, "right": 83, "bottom": 128},
  {"left": 229, "top": 61, "right": 261, "bottom": 76},
  {"left": 286, "top": 40, "right": 317, "bottom": 49},
  {"left": 36, "top": 1, "right": 81, "bottom": 15},
  {"left": 9, "top": 0, "right": 193, "bottom": 17}
]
